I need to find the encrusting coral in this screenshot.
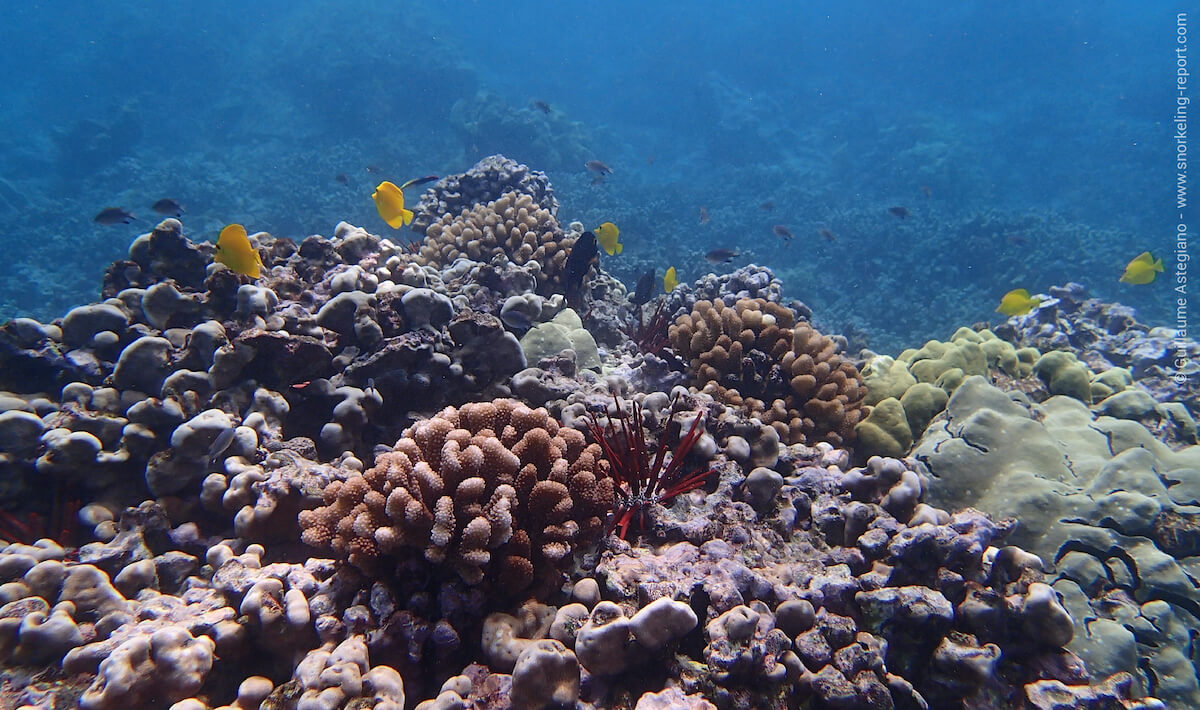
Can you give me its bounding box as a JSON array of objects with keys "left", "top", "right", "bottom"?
[
  {"left": 299, "top": 399, "right": 613, "bottom": 591},
  {"left": 668, "top": 298, "right": 867, "bottom": 447}
]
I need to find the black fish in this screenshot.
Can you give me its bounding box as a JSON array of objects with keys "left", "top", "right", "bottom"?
[
  {"left": 533, "top": 100, "right": 552, "bottom": 114},
  {"left": 151, "top": 198, "right": 184, "bottom": 217},
  {"left": 94, "top": 207, "right": 137, "bottom": 225},
  {"left": 400, "top": 175, "right": 440, "bottom": 189},
  {"left": 888, "top": 206, "right": 910, "bottom": 219},
  {"left": 335, "top": 173, "right": 349, "bottom": 185},
  {"left": 564, "top": 231, "right": 599, "bottom": 305},
  {"left": 500, "top": 308, "right": 533, "bottom": 331},
  {"left": 705, "top": 248, "right": 739, "bottom": 264},
  {"left": 632, "top": 269, "right": 656, "bottom": 305},
  {"left": 772, "top": 225, "right": 794, "bottom": 241},
  {"left": 585, "top": 160, "right": 613, "bottom": 175}
]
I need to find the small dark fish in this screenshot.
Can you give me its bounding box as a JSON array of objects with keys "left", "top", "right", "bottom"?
[
  {"left": 887, "top": 206, "right": 910, "bottom": 219},
  {"left": 920, "top": 185, "right": 933, "bottom": 198},
  {"left": 365, "top": 377, "right": 377, "bottom": 395},
  {"left": 532, "top": 100, "right": 552, "bottom": 114},
  {"left": 759, "top": 201, "right": 775, "bottom": 211},
  {"left": 335, "top": 173, "right": 349, "bottom": 185},
  {"left": 151, "top": 198, "right": 184, "bottom": 217},
  {"left": 699, "top": 207, "right": 709, "bottom": 224},
  {"left": 208, "top": 427, "right": 237, "bottom": 465},
  {"left": 500, "top": 308, "right": 533, "bottom": 331},
  {"left": 646, "top": 155, "right": 655, "bottom": 165},
  {"left": 818, "top": 228, "right": 837, "bottom": 243},
  {"left": 94, "top": 207, "right": 137, "bottom": 225},
  {"left": 772, "top": 225, "right": 794, "bottom": 241},
  {"left": 399, "top": 175, "right": 439, "bottom": 190},
  {"left": 632, "top": 269, "right": 656, "bottom": 306},
  {"left": 585, "top": 160, "right": 613, "bottom": 175},
  {"left": 1006, "top": 233, "right": 1029, "bottom": 246},
  {"left": 564, "top": 231, "right": 599, "bottom": 304},
  {"left": 705, "top": 248, "right": 739, "bottom": 264}
]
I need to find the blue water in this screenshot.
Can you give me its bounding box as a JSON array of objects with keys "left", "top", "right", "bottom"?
[{"left": 0, "top": 1, "right": 1176, "bottom": 352}]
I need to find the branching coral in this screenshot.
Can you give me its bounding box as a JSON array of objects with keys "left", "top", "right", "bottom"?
[
  {"left": 585, "top": 397, "right": 715, "bottom": 539},
  {"left": 299, "top": 400, "right": 613, "bottom": 591},
  {"left": 668, "top": 299, "right": 867, "bottom": 446},
  {"left": 407, "top": 191, "right": 577, "bottom": 295},
  {"left": 409, "top": 154, "right": 559, "bottom": 234}
]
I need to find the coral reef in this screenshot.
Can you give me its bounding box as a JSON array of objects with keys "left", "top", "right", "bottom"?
[
  {"left": 299, "top": 400, "right": 613, "bottom": 593},
  {"left": 913, "top": 375, "right": 1200, "bottom": 706},
  {"left": 412, "top": 191, "right": 578, "bottom": 296},
  {"left": 0, "top": 158, "right": 1186, "bottom": 710},
  {"left": 855, "top": 327, "right": 1037, "bottom": 459},
  {"left": 995, "top": 282, "right": 1199, "bottom": 413},
  {"left": 669, "top": 298, "right": 867, "bottom": 446},
  {"left": 410, "top": 155, "right": 559, "bottom": 235}
]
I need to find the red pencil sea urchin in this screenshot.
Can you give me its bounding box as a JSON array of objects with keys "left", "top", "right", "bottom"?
[
  {"left": 586, "top": 396, "right": 715, "bottom": 539},
  {"left": 624, "top": 300, "right": 672, "bottom": 356}
]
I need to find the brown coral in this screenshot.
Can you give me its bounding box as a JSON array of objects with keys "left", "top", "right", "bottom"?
[
  {"left": 407, "top": 191, "right": 576, "bottom": 294},
  {"left": 299, "top": 400, "right": 612, "bottom": 591},
  {"left": 668, "top": 299, "right": 866, "bottom": 446}
]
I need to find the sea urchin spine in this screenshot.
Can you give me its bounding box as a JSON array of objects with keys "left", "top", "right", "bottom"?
[{"left": 586, "top": 396, "right": 714, "bottom": 539}]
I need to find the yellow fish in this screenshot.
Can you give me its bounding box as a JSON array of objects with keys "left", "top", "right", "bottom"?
[
  {"left": 372, "top": 181, "right": 413, "bottom": 228},
  {"left": 1119, "top": 251, "right": 1163, "bottom": 284},
  {"left": 664, "top": 266, "right": 678, "bottom": 293},
  {"left": 995, "top": 288, "right": 1040, "bottom": 317},
  {"left": 214, "top": 224, "right": 265, "bottom": 278},
  {"left": 596, "top": 221, "right": 623, "bottom": 256}
]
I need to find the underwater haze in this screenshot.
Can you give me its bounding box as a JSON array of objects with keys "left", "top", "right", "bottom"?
[
  {"left": 2, "top": 3, "right": 1199, "bottom": 709},
  {"left": 0, "top": 1, "right": 1176, "bottom": 352}
]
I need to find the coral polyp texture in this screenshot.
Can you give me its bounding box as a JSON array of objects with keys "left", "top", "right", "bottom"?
[
  {"left": 299, "top": 399, "right": 613, "bottom": 591},
  {"left": 413, "top": 191, "right": 577, "bottom": 294},
  {"left": 669, "top": 298, "right": 867, "bottom": 446},
  {"left": 409, "top": 154, "right": 559, "bottom": 235}
]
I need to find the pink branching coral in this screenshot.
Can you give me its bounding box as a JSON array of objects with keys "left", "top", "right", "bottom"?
[{"left": 585, "top": 397, "right": 715, "bottom": 539}]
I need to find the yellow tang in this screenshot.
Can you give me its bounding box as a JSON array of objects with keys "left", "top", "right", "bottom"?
[
  {"left": 596, "top": 221, "right": 623, "bottom": 256},
  {"left": 664, "top": 266, "right": 678, "bottom": 293},
  {"left": 995, "top": 288, "right": 1040, "bottom": 317},
  {"left": 214, "top": 224, "right": 265, "bottom": 278},
  {"left": 372, "top": 180, "right": 413, "bottom": 229},
  {"left": 1119, "top": 251, "right": 1163, "bottom": 285}
]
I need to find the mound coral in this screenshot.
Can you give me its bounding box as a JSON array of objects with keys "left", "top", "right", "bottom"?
[
  {"left": 408, "top": 191, "right": 578, "bottom": 295},
  {"left": 668, "top": 299, "right": 866, "bottom": 446},
  {"left": 299, "top": 400, "right": 613, "bottom": 591}
]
